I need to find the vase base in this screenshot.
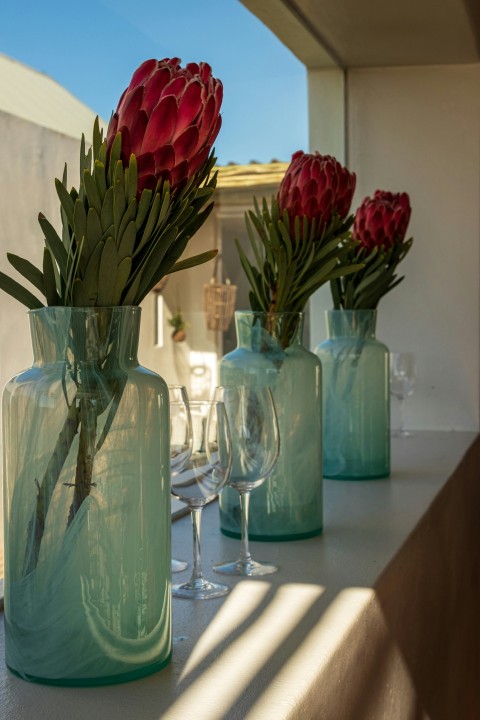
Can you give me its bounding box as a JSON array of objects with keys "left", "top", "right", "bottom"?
[
  {"left": 7, "top": 651, "right": 172, "bottom": 687},
  {"left": 220, "top": 527, "right": 323, "bottom": 542},
  {"left": 324, "top": 472, "right": 390, "bottom": 481}
]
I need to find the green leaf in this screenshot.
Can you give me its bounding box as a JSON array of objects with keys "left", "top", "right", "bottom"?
[
  {"left": 169, "top": 249, "right": 218, "bottom": 274},
  {"left": 86, "top": 207, "right": 103, "bottom": 256},
  {"left": 73, "top": 199, "right": 87, "bottom": 247},
  {"left": 122, "top": 273, "right": 142, "bottom": 306},
  {"left": 108, "top": 133, "right": 122, "bottom": 185},
  {"left": 43, "top": 249, "right": 60, "bottom": 306},
  {"left": 117, "top": 198, "right": 137, "bottom": 248},
  {"left": 127, "top": 154, "right": 138, "bottom": 203},
  {"left": 97, "top": 237, "right": 117, "bottom": 306},
  {"left": 135, "top": 188, "right": 153, "bottom": 231},
  {"left": 112, "top": 257, "right": 132, "bottom": 305},
  {"left": 113, "top": 161, "right": 126, "bottom": 238},
  {"left": 72, "top": 277, "right": 90, "bottom": 306},
  {"left": 0, "top": 271, "right": 44, "bottom": 309},
  {"left": 135, "top": 192, "right": 162, "bottom": 256},
  {"left": 7, "top": 253, "right": 45, "bottom": 294},
  {"left": 83, "top": 170, "right": 102, "bottom": 215},
  {"left": 82, "top": 241, "right": 103, "bottom": 305},
  {"left": 55, "top": 179, "right": 75, "bottom": 228},
  {"left": 100, "top": 186, "right": 114, "bottom": 233},
  {"left": 38, "top": 213, "right": 68, "bottom": 281},
  {"left": 118, "top": 220, "right": 136, "bottom": 263},
  {"left": 92, "top": 117, "right": 103, "bottom": 159},
  {"left": 94, "top": 160, "right": 107, "bottom": 201}
]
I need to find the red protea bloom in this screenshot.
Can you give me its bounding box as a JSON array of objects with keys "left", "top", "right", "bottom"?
[
  {"left": 353, "top": 190, "right": 411, "bottom": 251},
  {"left": 277, "top": 151, "right": 356, "bottom": 237},
  {"left": 107, "top": 57, "right": 223, "bottom": 192}
]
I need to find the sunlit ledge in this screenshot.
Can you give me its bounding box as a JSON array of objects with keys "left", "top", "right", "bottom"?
[{"left": 0, "top": 430, "right": 478, "bottom": 719}]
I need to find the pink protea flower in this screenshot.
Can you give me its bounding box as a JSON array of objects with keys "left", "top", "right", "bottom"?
[
  {"left": 277, "top": 151, "right": 356, "bottom": 237},
  {"left": 107, "top": 57, "right": 223, "bottom": 192},
  {"left": 353, "top": 190, "right": 411, "bottom": 251}
]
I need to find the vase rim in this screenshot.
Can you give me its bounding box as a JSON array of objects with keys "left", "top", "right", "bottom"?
[
  {"left": 28, "top": 305, "right": 141, "bottom": 316},
  {"left": 326, "top": 308, "right": 377, "bottom": 314},
  {"left": 235, "top": 310, "right": 303, "bottom": 318}
]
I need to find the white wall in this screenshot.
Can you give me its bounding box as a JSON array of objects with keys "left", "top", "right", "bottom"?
[{"left": 309, "top": 64, "right": 480, "bottom": 431}]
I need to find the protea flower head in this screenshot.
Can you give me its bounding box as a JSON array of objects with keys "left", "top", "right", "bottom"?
[
  {"left": 277, "top": 150, "right": 356, "bottom": 237},
  {"left": 353, "top": 190, "right": 411, "bottom": 251},
  {"left": 107, "top": 57, "right": 223, "bottom": 192}
]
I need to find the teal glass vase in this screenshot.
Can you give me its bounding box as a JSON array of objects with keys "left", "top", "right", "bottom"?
[
  {"left": 219, "top": 311, "right": 322, "bottom": 541},
  {"left": 315, "top": 309, "right": 390, "bottom": 480},
  {"left": 2, "top": 306, "right": 172, "bottom": 685}
]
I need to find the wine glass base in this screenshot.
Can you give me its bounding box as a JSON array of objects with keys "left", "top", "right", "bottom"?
[
  {"left": 172, "top": 578, "right": 230, "bottom": 600},
  {"left": 171, "top": 558, "right": 188, "bottom": 573},
  {"left": 392, "top": 429, "right": 414, "bottom": 438},
  {"left": 213, "top": 559, "right": 278, "bottom": 577}
]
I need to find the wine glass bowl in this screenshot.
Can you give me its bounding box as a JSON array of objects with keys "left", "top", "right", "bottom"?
[
  {"left": 168, "top": 385, "right": 192, "bottom": 573},
  {"left": 171, "top": 400, "right": 232, "bottom": 599},
  {"left": 212, "top": 385, "right": 280, "bottom": 577},
  {"left": 390, "top": 352, "right": 416, "bottom": 437}
]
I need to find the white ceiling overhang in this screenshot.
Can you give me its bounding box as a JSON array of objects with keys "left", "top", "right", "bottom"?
[{"left": 240, "top": 0, "right": 480, "bottom": 68}]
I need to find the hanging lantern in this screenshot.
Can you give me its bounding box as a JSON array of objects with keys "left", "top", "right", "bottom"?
[{"left": 203, "top": 254, "right": 237, "bottom": 332}]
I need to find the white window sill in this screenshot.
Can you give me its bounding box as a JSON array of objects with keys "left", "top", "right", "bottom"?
[{"left": 1, "top": 431, "right": 478, "bottom": 719}]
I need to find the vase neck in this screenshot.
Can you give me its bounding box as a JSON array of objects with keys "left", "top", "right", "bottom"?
[
  {"left": 326, "top": 310, "right": 377, "bottom": 339},
  {"left": 234, "top": 311, "right": 304, "bottom": 350},
  {"left": 29, "top": 307, "right": 141, "bottom": 366}
]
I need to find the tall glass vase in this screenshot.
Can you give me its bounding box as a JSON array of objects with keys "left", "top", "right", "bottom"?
[
  {"left": 315, "top": 309, "right": 390, "bottom": 480},
  {"left": 2, "top": 306, "right": 172, "bottom": 685},
  {"left": 219, "top": 311, "right": 322, "bottom": 541}
]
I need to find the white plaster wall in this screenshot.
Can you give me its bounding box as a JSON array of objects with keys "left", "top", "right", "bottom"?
[{"left": 309, "top": 64, "right": 480, "bottom": 431}]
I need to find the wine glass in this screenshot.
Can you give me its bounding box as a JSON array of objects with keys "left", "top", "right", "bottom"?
[
  {"left": 169, "top": 385, "right": 192, "bottom": 573},
  {"left": 390, "top": 352, "right": 416, "bottom": 437},
  {"left": 171, "top": 401, "right": 232, "bottom": 599},
  {"left": 212, "top": 385, "right": 280, "bottom": 577}
]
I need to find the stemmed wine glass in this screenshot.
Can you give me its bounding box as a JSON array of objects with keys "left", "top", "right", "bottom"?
[
  {"left": 169, "top": 385, "right": 192, "bottom": 573},
  {"left": 212, "top": 385, "right": 280, "bottom": 577},
  {"left": 170, "top": 401, "right": 232, "bottom": 599},
  {"left": 390, "top": 352, "right": 416, "bottom": 437}
]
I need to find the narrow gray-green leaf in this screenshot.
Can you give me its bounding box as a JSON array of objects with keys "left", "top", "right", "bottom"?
[
  {"left": 113, "top": 161, "right": 126, "bottom": 239},
  {"left": 82, "top": 241, "right": 103, "bottom": 305},
  {"left": 38, "top": 213, "right": 68, "bottom": 281},
  {"left": 100, "top": 186, "right": 114, "bottom": 232},
  {"left": 43, "top": 248, "right": 60, "bottom": 306},
  {"left": 7, "top": 253, "right": 44, "bottom": 294},
  {"left": 97, "top": 237, "right": 117, "bottom": 306},
  {"left": 113, "top": 257, "right": 132, "bottom": 305},
  {"left": 168, "top": 249, "right": 218, "bottom": 274},
  {"left": 135, "top": 188, "right": 153, "bottom": 232},
  {"left": 73, "top": 199, "right": 87, "bottom": 248},
  {"left": 135, "top": 192, "right": 162, "bottom": 256},
  {"left": 0, "top": 271, "right": 44, "bottom": 309},
  {"left": 117, "top": 198, "right": 137, "bottom": 248},
  {"left": 94, "top": 160, "right": 107, "bottom": 201},
  {"left": 118, "top": 220, "right": 136, "bottom": 263},
  {"left": 127, "top": 154, "right": 138, "bottom": 203},
  {"left": 86, "top": 207, "right": 103, "bottom": 256},
  {"left": 55, "top": 179, "right": 75, "bottom": 228},
  {"left": 83, "top": 170, "right": 102, "bottom": 215}
]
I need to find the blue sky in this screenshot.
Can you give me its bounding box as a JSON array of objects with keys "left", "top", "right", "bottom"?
[{"left": 1, "top": 0, "right": 308, "bottom": 166}]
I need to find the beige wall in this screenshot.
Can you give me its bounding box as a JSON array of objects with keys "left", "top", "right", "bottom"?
[{"left": 309, "top": 63, "right": 480, "bottom": 431}]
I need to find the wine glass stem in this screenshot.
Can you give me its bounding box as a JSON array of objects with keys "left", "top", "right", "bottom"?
[
  {"left": 239, "top": 491, "right": 252, "bottom": 564},
  {"left": 190, "top": 507, "right": 204, "bottom": 586},
  {"left": 398, "top": 399, "right": 405, "bottom": 435}
]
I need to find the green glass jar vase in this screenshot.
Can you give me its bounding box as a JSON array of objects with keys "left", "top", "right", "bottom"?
[
  {"left": 315, "top": 309, "right": 390, "bottom": 480},
  {"left": 2, "top": 306, "right": 172, "bottom": 686},
  {"left": 219, "top": 311, "right": 322, "bottom": 541}
]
